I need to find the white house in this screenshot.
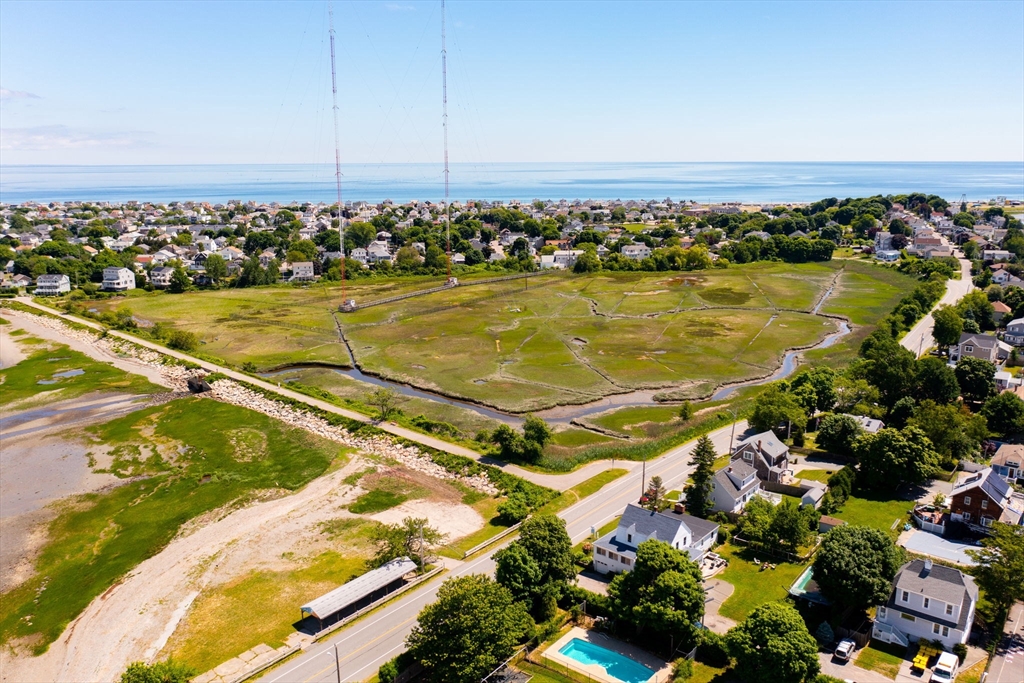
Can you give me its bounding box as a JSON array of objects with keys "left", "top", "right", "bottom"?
[
  {"left": 350, "top": 247, "right": 369, "bottom": 264},
  {"left": 875, "top": 249, "right": 901, "bottom": 262},
  {"left": 872, "top": 559, "right": 977, "bottom": 650},
  {"left": 983, "top": 250, "right": 1013, "bottom": 262},
  {"left": 101, "top": 267, "right": 135, "bottom": 292},
  {"left": 621, "top": 244, "right": 652, "bottom": 260},
  {"left": 592, "top": 503, "right": 719, "bottom": 574},
  {"left": 710, "top": 461, "right": 762, "bottom": 513},
  {"left": 553, "top": 250, "right": 584, "bottom": 269},
  {"left": 291, "top": 261, "right": 316, "bottom": 281},
  {"left": 35, "top": 273, "right": 70, "bottom": 296},
  {"left": 150, "top": 267, "right": 175, "bottom": 289}
]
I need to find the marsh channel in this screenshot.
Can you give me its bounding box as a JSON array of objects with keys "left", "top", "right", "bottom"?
[{"left": 262, "top": 285, "right": 851, "bottom": 427}]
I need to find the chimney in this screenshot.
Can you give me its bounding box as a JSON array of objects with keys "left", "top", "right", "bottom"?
[
  {"left": 727, "top": 466, "right": 733, "bottom": 473},
  {"left": 923, "top": 559, "right": 933, "bottom": 576}
]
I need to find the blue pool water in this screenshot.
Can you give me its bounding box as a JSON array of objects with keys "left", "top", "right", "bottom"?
[{"left": 558, "top": 638, "right": 655, "bottom": 683}]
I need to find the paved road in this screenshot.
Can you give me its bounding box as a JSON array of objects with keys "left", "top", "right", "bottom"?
[
  {"left": 900, "top": 254, "right": 974, "bottom": 358},
  {"left": 989, "top": 601, "right": 1024, "bottom": 683},
  {"left": 258, "top": 421, "right": 748, "bottom": 683}
]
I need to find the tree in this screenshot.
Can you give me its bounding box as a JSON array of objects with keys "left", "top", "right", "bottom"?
[
  {"left": 406, "top": 575, "right": 531, "bottom": 683},
  {"left": 522, "top": 415, "right": 552, "bottom": 449},
  {"left": 791, "top": 367, "right": 839, "bottom": 413},
  {"left": 769, "top": 498, "right": 812, "bottom": 554},
  {"left": 203, "top": 254, "right": 228, "bottom": 284},
  {"left": 750, "top": 384, "right": 806, "bottom": 435},
  {"left": 120, "top": 660, "right": 196, "bottom": 683},
  {"left": 369, "top": 517, "right": 444, "bottom": 568},
  {"left": 166, "top": 330, "right": 199, "bottom": 352},
  {"left": 955, "top": 356, "right": 997, "bottom": 404},
  {"left": 685, "top": 435, "right": 716, "bottom": 518},
  {"left": 966, "top": 523, "right": 1024, "bottom": 615},
  {"left": 517, "top": 515, "right": 574, "bottom": 588},
  {"left": 726, "top": 602, "right": 821, "bottom": 683},
  {"left": 812, "top": 525, "right": 905, "bottom": 611},
  {"left": 168, "top": 265, "right": 191, "bottom": 293},
  {"left": 644, "top": 475, "right": 668, "bottom": 511},
  {"left": 907, "top": 400, "right": 988, "bottom": 464},
  {"left": 859, "top": 331, "right": 918, "bottom": 408},
  {"left": 494, "top": 541, "right": 542, "bottom": 606},
  {"left": 424, "top": 244, "right": 448, "bottom": 270},
  {"left": 957, "top": 291, "right": 995, "bottom": 331},
  {"left": 496, "top": 493, "right": 530, "bottom": 525},
  {"left": 573, "top": 251, "right": 601, "bottom": 273},
  {"left": 982, "top": 391, "right": 1024, "bottom": 437},
  {"left": 395, "top": 245, "right": 422, "bottom": 269},
  {"left": 915, "top": 356, "right": 960, "bottom": 404},
  {"left": 367, "top": 387, "right": 400, "bottom": 421},
  {"left": 854, "top": 426, "right": 938, "bottom": 490},
  {"left": 814, "top": 414, "right": 862, "bottom": 457},
  {"left": 609, "top": 540, "right": 705, "bottom": 641}
]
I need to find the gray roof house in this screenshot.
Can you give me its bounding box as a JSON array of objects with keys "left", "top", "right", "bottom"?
[
  {"left": 849, "top": 415, "right": 885, "bottom": 434},
  {"left": 872, "top": 560, "right": 978, "bottom": 650},
  {"left": 710, "top": 460, "right": 762, "bottom": 513},
  {"left": 35, "top": 273, "right": 70, "bottom": 296},
  {"left": 592, "top": 503, "right": 719, "bottom": 575},
  {"left": 954, "top": 333, "right": 1010, "bottom": 364},
  {"left": 731, "top": 430, "right": 791, "bottom": 483}
]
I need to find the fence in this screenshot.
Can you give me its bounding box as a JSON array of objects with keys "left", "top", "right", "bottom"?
[{"left": 462, "top": 522, "right": 522, "bottom": 559}]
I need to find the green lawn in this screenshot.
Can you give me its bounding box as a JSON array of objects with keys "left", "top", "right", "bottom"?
[
  {"left": 538, "top": 469, "right": 629, "bottom": 516},
  {"left": 855, "top": 642, "right": 905, "bottom": 679},
  {"left": 0, "top": 397, "right": 350, "bottom": 654},
  {"left": 795, "top": 468, "right": 835, "bottom": 483},
  {"left": 833, "top": 495, "right": 913, "bottom": 536},
  {"left": 0, "top": 339, "right": 162, "bottom": 407},
  {"left": 549, "top": 428, "right": 615, "bottom": 448},
  {"left": 715, "top": 544, "right": 806, "bottom": 621}
]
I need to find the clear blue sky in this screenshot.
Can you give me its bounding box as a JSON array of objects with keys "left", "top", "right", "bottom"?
[{"left": 1, "top": 0, "right": 1022, "bottom": 165}]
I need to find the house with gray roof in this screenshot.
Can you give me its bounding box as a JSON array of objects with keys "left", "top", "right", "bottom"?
[
  {"left": 953, "top": 332, "right": 1011, "bottom": 364},
  {"left": 872, "top": 559, "right": 978, "bottom": 649},
  {"left": 849, "top": 414, "right": 885, "bottom": 434},
  {"left": 592, "top": 503, "right": 719, "bottom": 574},
  {"left": 710, "top": 460, "right": 762, "bottom": 513},
  {"left": 731, "top": 430, "right": 791, "bottom": 483}
]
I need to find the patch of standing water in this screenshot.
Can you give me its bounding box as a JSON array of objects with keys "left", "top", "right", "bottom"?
[{"left": 37, "top": 368, "right": 84, "bottom": 385}]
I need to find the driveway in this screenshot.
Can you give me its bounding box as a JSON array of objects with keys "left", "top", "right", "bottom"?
[
  {"left": 817, "top": 651, "right": 894, "bottom": 683},
  {"left": 900, "top": 529, "right": 977, "bottom": 566},
  {"left": 989, "top": 601, "right": 1024, "bottom": 683},
  {"left": 702, "top": 579, "right": 736, "bottom": 635}
]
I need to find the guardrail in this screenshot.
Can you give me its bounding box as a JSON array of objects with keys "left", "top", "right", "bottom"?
[{"left": 462, "top": 522, "right": 523, "bottom": 559}]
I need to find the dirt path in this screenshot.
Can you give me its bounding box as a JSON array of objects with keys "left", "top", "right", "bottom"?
[
  {"left": 0, "top": 324, "right": 29, "bottom": 369},
  {"left": 1, "top": 310, "right": 173, "bottom": 388},
  {"left": 0, "top": 458, "right": 374, "bottom": 683}
]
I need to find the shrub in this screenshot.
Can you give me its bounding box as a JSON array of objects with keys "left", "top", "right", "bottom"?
[
  {"left": 496, "top": 494, "right": 530, "bottom": 525},
  {"left": 696, "top": 629, "right": 730, "bottom": 668},
  {"left": 672, "top": 657, "right": 693, "bottom": 682},
  {"left": 716, "top": 527, "right": 731, "bottom": 545},
  {"left": 166, "top": 329, "right": 199, "bottom": 352},
  {"left": 377, "top": 659, "right": 399, "bottom": 683},
  {"left": 952, "top": 643, "right": 967, "bottom": 663}
]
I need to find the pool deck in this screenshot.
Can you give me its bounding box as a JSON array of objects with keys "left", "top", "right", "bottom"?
[{"left": 543, "top": 627, "right": 671, "bottom": 683}]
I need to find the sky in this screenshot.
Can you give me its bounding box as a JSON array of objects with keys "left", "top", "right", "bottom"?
[{"left": 1, "top": 0, "right": 1023, "bottom": 166}]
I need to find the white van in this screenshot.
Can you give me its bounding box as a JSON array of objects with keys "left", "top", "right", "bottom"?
[{"left": 930, "top": 652, "right": 959, "bottom": 682}]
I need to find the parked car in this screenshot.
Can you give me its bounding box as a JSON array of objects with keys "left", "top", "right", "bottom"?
[
  {"left": 930, "top": 652, "right": 959, "bottom": 682},
  {"left": 833, "top": 638, "right": 856, "bottom": 662}
]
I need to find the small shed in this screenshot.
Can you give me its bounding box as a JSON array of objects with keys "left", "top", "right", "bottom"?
[{"left": 300, "top": 557, "right": 417, "bottom": 631}]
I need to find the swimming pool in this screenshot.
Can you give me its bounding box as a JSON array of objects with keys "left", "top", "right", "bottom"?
[{"left": 557, "top": 638, "right": 655, "bottom": 683}]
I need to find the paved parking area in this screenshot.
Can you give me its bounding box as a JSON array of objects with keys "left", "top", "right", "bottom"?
[
  {"left": 817, "top": 651, "right": 893, "bottom": 683},
  {"left": 901, "top": 530, "right": 976, "bottom": 566}
]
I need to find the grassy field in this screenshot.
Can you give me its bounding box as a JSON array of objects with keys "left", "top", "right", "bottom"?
[
  {"left": 162, "top": 550, "right": 369, "bottom": 673},
  {"left": 0, "top": 397, "right": 349, "bottom": 654},
  {"left": 715, "top": 544, "right": 806, "bottom": 621},
  {"left": 0, "top": 339, "right": 162, "bottom": 407},
  {"left": 855, "top": 642, "right": 905, "bottom": 679},
  {"left": 81, "top": 262, "right": 917, "bottom": 414},
  {"left": 795, "top": 468, "right": 836, "bottom": 483},
  {"left": 833, "top": 494, "right": 913, "bottom": 537}
]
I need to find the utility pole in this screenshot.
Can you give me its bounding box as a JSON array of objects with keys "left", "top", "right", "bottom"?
[
  {"left": 442, "top": 0, "right": 451, "bottom": 283},
  {"left": 334, "top": 642, "right": 341, "bottom": 683},
  {"left": 329, "top": 2, "right": 347, "bottom": 305},
  {"left": 728, "top": 407, "right": 738, "bottom": 454}
]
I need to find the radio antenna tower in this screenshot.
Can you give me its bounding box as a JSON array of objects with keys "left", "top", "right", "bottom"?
[
  {"left": 442, "top": 0, "right": 452, "bottom": 282},
  {"left": 329, "top": 2, "right": 348, "bottom": 305}
]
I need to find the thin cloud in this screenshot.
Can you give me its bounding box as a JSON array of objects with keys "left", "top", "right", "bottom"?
[
  {"left": 0, "top": 125, "right": 154, "bottom": 151},
  {"left": 384, "top": 3, "right": 415, "bottom": 12},
  {"left": 0, "top": 88, "right": 41, "bottom": 100}
]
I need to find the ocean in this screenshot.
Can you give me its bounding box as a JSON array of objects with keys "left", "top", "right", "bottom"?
[{"left": 1, "top": 161, "right": 1022, "bottom": 205}]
